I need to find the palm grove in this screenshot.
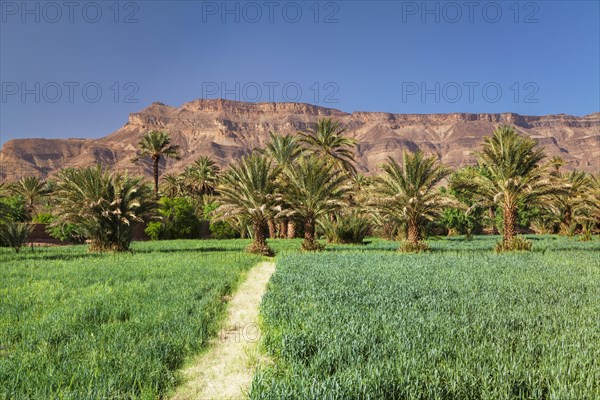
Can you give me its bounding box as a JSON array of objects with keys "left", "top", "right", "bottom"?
[{"left": 1, "top": 122, "right": 598, "bottom": 254}]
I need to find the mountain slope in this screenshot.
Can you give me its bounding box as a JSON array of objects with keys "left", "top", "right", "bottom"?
[{"left": 1, "top": 99, "right": 598, "bottom": 181}]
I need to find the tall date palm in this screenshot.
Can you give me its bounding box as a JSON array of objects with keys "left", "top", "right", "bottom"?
[
  {"left": 132, "top": 131, "right": 180, "bottom": 198},
  {"left": 10, "top": 176, "right": 48, "bottom": 218},
  {"left": 215, "top": 154, "right": 279, "bottom": 256},
  {"left": 373, "top": 151, "right": 452, "bottom": 248},
  {"left": 452, "top": 125, "right": 566, "bottom": 249},
  {"left": 280, "top": 156, "right": 349, "bottom": 251}
]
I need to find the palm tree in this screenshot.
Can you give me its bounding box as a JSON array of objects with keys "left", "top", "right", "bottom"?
[
  {"left": 0, "top": 182, "right": 10, "bottom": 221},
  {"left": 264, "top": 132, "right": 303, "bottom": 238},
  {"left": 182, "top": 156, "right": 220, "bottom": 199},
  {"left": 52, "top": 165, "right": 154, "bottom": 252},
  {"left": 10, "top": 176, "right": 48, "bottom": 218},
  {"left": 452, "top": 125, "right": 566, "bottom": 249},
  {"left": 280, "top": 156, "right": 350, "bottom": 251},
  {"left": 160, "top": 173, "right": 186, "bottom": 198},
  {"left": 298, "top": 118, "right": 357, "bottom": 175},
  {"left": 215, "top": 154, "right": 279, "bottom": 256},
  {"left": 548, "top": 170, "right": 595, "bottom": 235},
  {"left": 0, "top": 220, "right": 33, "bottom": 253},
  {"left": 373, "top": 151, "right": 452, "bottom": 248},
  {"left": 547, "top": 155, "right": 567, "bottom": 176},
  {"left": 132, "top": 131, "right": 180, "bottom": 198}
]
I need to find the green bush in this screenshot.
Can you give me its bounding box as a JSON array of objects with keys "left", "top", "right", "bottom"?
[
  {"left": 0, "top": 196, "right": 27, "bottom": 222},
  {"left": 31, "top": 212, "right": 55, "bottom": 224},
  {"left": 320, "top": 213, "right": 370, "bottom": 244},
  {"left": 441, "top": 207, "right": 483, "bottom": 238},
  {"left": 0, "top": 221, "right": 32, "bottom": 253},
  {"left": 145, "top": 197, "right": 202, "bottom": 240},
  {"left": 46, "top": 222, "right": 87, "bottom": 244},
  {"left": 203, "top": 202, "right": 239, "bottom": 239},
  {"left": 209, "top": 221, "right": 239, "bottom": 239}
]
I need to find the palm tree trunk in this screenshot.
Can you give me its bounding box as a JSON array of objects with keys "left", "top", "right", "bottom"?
[
  {"left": 561, "top": 208, "right": 572, "bottom": 236},
  {"left": 247, "top": 220, "right": 273, "bottom": 256},
  {"left": 278, "top": 219, "right": 287, "bottom": 238},
  {"left": 253, "top": 221, "right": 267, "bottom": 248},
  {"left": 268, "top": 219, "right": 276, "bottom": 239},
  {"left": 489, "top": 206, "right": 498, "bottom": 235},
  {"left": 287, "top": 220, "right": 296, "bottom": 239},
  {"left": 503, "top": 202, "right": 517, "bottom": 244},
  {"left": 407, "top": 220, "right": 421, "bottom": 244},
  {"left": 152, "top": 156, "right": 160, "bottom": 199},
  {"left": 302, "top": 218, "right": 319, "bottom": 250}
]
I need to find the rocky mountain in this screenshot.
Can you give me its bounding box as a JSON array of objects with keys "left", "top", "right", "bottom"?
[{"left": 1, "top": 99, "right": 598, "bottom": 181}]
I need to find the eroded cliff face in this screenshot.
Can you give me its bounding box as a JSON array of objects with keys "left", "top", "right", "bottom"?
[{"left": 1, "top": 99, "right": 598, "bottom": 181}]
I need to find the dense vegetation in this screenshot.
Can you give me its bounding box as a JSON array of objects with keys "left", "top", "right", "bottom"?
[
  {"left": 0, "top": 240, "right": 260, "bottom": 399},
  {"left": 251, "top": 236, "right": 600, "bottom": 399},
  {"left": 1, "top": 122, "right": 598, "bottom": 253}
]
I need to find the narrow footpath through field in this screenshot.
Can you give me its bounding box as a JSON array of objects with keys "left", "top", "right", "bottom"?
[{"left": 172, "top": 261, "right": 275, "bottom": 400}]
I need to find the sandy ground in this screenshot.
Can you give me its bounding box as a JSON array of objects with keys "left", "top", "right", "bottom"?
[{"left": 172, "top": 261, "right": 275, "bottom": 400}]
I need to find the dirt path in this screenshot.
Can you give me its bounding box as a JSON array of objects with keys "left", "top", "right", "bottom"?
[{"left": 172, "top": 261, "right": 275, "bottom": 400}]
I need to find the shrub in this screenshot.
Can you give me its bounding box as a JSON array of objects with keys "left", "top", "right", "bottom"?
[
  {"left": 203, "top": 202, "right": 239, "bottom": 239},
  {"left": 0, "top": 195, "right": 27, "bottom": 222},
  {"left": 0, "top": 221, "right": 33, "bottom": 253},
  {"left": 398, "top": 240, "right": 429, "bottom": 253},
  {"left": 209, "top": 221, "right": 239, "bottom": 239},
  {"left": 495, "top": 235, "right": 533, "bottom": 253},
  {"left": 145, "top": 197, "right": 202, "bottom": 240},
  {"left": 320, "top": 213, "right": 370, "bottom": 244},
  {"left": 32, "top": 212, "right": 55, "bottom": 224},
  {"left": 441, "top": 207, "right": 483, "bottom": 239},
  {"left": 46, "top": 222, "right": 87, "bottom": 244}
]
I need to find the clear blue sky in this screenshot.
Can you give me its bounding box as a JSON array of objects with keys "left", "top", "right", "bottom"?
[{"left": 1, "top": 0, "right": 599, "bottom": 144}]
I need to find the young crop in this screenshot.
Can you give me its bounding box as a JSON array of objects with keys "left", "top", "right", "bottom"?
[
  {"left": 0, "top": 239, "right": 260, "bottom": 399},
  {"left": 251, "top": 236, "right": 600, "bottom": 398}
]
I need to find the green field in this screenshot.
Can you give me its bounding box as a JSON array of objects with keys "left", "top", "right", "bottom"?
[
  {"left": 0, "top": 240, "right": 260, "bottom": 399},
  {"left": 1, "top": 236, "right": 599, "bottom": 399},
  {"left": 251, "top": 237, "right": 600, "bottom": 399}
]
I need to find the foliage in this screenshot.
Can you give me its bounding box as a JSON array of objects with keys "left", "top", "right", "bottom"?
[
  {"left": 440, "top": 207, "right": 482, "bottom": 238},
  {"left": 319, "top": 212, "right": 370, "bottom": 244},
  {"left": 298, "top": 118, "right": 357, "bottom": 175},
  {"left": 31, "top": 212, "right": 55, "bottom": 224},
  {"left": 372, "top": 151, "right": 453, "bottom": 245},
  {"left": 46, "top": 222, "right": 87, "bottom": 244},
  {"left": 0, "top": 220, "right": 32, "bottom": 252},
  {"left": 0, "top": 240, "right": 260, "bottom": 399},
  {"left": 131, "top": 130, "right": 180, "bottom": 196},
  {"left": 201, "top": 202, "right": 238, "bottom": 239},
  {"left": 215, "top": 153, "right": 279, "bottom": 256},
  {"left": 9, "top": 176, "right": 49, "bottom": 218},
  {"left": 264, "top": 131, "right": 303, "bottom": 167},
  {"left": 280, "top": 156, "right": 350, "bottom": 251},
  {"left": 251, "top": 240, "right": 600, "bottom": 398},
  {"left": 495, "top": 235, "right": 533, "bottom": 253},
  {"left": 398, "top": 239, "right": 430, "bottom": 253},
  {"left": 144, "top": 196, "right": 202, "bottom": 240},
  {"left": 0, "top": 195, "right": 27, "bottom": 222},
  {"left": 52, "top": 166, "right": 154, "bottom": 252},
  {"left": 451, "top": 125, "right": 566, "bottom": 249},
  {"left": 182, "top": 156, "right": 220, "bottom": 199}
]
